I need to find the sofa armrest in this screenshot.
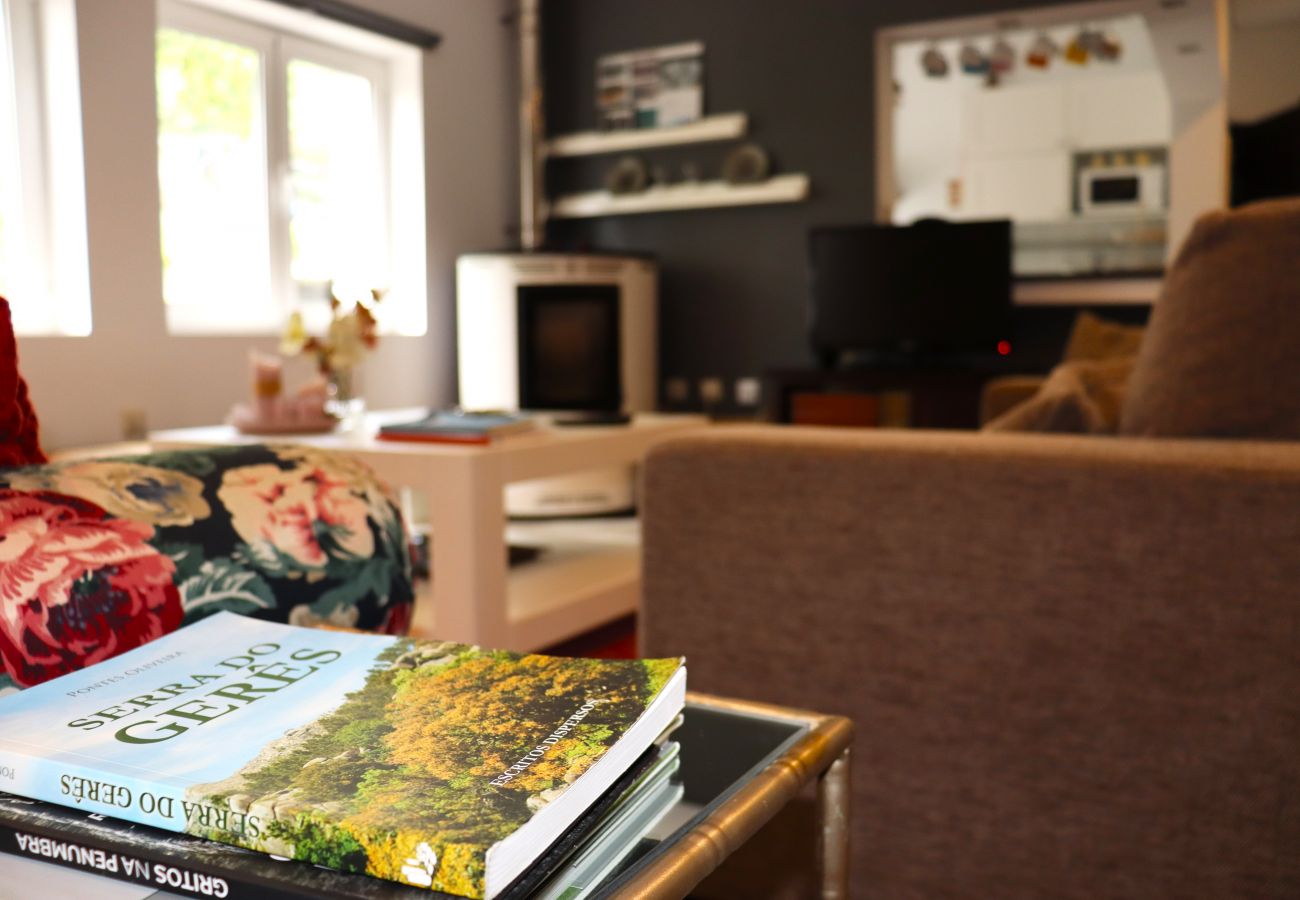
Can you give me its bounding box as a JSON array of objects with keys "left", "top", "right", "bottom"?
[{"left": 641, "top": 426, "right": 1300, "bottom": 897}]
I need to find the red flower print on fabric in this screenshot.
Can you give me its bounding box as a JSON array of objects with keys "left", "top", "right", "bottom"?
[{"left": 0, "top": 490, "right": 180, "bottom": 688}]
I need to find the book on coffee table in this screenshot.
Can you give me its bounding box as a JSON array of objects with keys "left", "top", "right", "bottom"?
[
  {"left": 0, "top": 613, "right": 686, "bottom": 899},
  {"left": 377, "top": 410, "right": 535, "bottom": 445}
]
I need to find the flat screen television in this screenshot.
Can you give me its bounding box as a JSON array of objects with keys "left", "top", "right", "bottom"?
[{"left": 808, "top": 219, "right": 1012, "bottom": 366}]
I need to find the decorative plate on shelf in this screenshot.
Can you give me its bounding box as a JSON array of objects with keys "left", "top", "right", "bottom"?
[
  {"left": 606, "top": 155, "right": 650, "bottom": 194},
  {"left": 721, "top": 143, "right": 770, "bottom": 184}
]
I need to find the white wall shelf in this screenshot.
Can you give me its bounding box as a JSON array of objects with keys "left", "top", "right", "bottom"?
[
  {"left": 545, "top": 112, "right": 748, "bottom": 158},
  {"left": 548, "top": 173, "right": 810, "bottom": 219},
  {"left": 1013, "top": 277, "right": 1162, "bottom": 305}
]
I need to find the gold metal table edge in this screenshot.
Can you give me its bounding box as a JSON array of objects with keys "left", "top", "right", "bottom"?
[{"left": 609, "top": 691, "right": 855, "bottom": 899}]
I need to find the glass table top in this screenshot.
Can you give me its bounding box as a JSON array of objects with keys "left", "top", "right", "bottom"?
[{"left": 587, "top": 702, "right": 809, "bottom": 896}]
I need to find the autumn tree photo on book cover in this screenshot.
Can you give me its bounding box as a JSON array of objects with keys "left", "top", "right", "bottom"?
[{"left": 182, "top": 639, "right": 680, "bottom": 897}]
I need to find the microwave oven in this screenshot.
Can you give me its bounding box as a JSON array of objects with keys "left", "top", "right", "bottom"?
[{"left": 1078, "top": 164, "right": 1166, "bottom": 217}]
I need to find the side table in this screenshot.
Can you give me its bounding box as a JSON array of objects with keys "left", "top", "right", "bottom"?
[
  {"left": 605, "top": 692, "right": 853, "bottom": 899},
  {"left": 149, "top": 411, "right": 708, "bottom": 650}
]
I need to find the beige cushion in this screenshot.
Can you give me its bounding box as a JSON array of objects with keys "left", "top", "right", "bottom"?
[
  {"left": 981, "top": 311, "right": 1144, "bottom": 431},
  {"left": 1062, "top": 310, "right": 1145, "bottom": 361},
  {"left": 979, "top": 375, "right": 1047, "bottom": 425},
  {"left": 1120, "top": 197, "right": 1300, "bottom": 438},
  {"left": 984, "top": 356, "right": 1133, "bottom": 434}
]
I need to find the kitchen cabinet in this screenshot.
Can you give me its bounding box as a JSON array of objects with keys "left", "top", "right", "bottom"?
[
  {"left": 960, "top": 152, "right": 1071, "bottom": 221},
  {"left": 1067, "top": 72, "right": 1171, "bottom": 149}
]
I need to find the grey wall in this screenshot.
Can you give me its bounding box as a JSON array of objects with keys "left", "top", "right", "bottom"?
[{"left": 541, "top": 0, "right": 1144, "bottom": 412}]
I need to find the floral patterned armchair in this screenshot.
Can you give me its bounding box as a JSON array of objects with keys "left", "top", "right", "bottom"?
[{"left": 0, "top": 443, "right": 413, "bottom": 694}]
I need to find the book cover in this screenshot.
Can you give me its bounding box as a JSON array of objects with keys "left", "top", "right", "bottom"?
[
  {"left": 0, "top": 791, "right": 430, "bottom": 900},
  {"left": 376, "top": 412, "right": 535, "bottom": 445},
  {"left": 0, "top": 742, "right": 672, "bottom": 900},
  {"left": 0, "top": 613, "right": 685, "bottom": 899}
]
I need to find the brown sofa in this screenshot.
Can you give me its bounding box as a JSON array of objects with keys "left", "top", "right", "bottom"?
[{"left": 639, "top": 199, "right": 1300, "bottom": 898}]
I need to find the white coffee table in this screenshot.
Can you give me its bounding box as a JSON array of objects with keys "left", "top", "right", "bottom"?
[{"left": 149, "top": 411, "right": 707, "bottom": 651}]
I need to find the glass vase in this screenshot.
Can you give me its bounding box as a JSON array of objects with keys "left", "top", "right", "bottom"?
[{"left": 325, "top": 366, "right": 366, "bottom": 431}]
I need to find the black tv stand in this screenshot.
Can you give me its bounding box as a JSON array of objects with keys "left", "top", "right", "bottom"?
[
  {"left": 831, "top": 347, "right": 1010, "bottom": 371},
  {"left": 764, "top": 356, "right": 1023, "bottom": 429}
]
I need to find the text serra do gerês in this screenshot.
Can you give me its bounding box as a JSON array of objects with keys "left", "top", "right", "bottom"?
[{"left": 58, "top": 641, "right": 342, "bottom": 837}]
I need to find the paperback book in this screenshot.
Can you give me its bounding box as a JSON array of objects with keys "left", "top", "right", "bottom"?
[
  {"left": 0, "top": 741, "right": 680, "bottom": 900},
  {"left": 0, "top": 613, "right": 686, "bottom": 899},
  {"left": 376, "top": 411, "right": 535, "bottom": 445}
]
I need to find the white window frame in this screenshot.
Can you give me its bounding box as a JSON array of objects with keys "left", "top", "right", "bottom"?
[
  {"left": 1, "top": 0, "right": 91, "bottom": 336},
  {"left": 277, "top": 35, "right": 391, "bottom": 315},
  {"left": 158, "top": 0, "right": 426, "bottom": 336}
]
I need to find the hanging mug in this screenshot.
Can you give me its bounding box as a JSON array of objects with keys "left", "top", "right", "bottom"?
[
  {"left": 1097, "top": 31, "right": 1123, "bottom": 62},
  {"left": 1026, "top": 32, "right": 1057, "bottom": 69},
  {"left": 959, "top": 42, "right": 989, "bottom": 75},
  {"left": 1079, "top": 27, "right": 1107, "bottom": 57},
  {"left": 989, "top": 37, "right": 1015, "bottom": 75},
  {"left": 921, "top": 44, "right": 949, "bottom": 77},
  {"left": 1064, "top": 29, "right": 1089, "bottom": 65}
]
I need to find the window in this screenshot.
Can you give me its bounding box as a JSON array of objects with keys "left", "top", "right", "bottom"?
[
  {"left": 0, "top": 0, "right": 90, "bottom": 335},
  {"left": 156, "top": 0, "right": 426, "bottom": 335}
]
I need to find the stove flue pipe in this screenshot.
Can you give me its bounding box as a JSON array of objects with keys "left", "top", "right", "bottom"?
[{"left": 518, "top": 0, "right": 545, "bottom": 251}]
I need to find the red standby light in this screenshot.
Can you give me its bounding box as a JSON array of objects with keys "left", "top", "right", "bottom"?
[{"left": 996, "top": 340, "right": 1012, "bottom": 356}]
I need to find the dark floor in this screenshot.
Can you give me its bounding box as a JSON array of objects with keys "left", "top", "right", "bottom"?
[{"left": 540, "top": 614, "right": 637, "bottom": 659}]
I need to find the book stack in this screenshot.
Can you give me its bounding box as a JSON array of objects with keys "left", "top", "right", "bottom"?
[{"left": 0, "top": 613, "right": 687, "bottom": 899}]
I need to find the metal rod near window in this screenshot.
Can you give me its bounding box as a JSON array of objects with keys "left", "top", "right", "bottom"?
[{"left": 260, "top": 0, "right": 440, "bottom": 49}]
